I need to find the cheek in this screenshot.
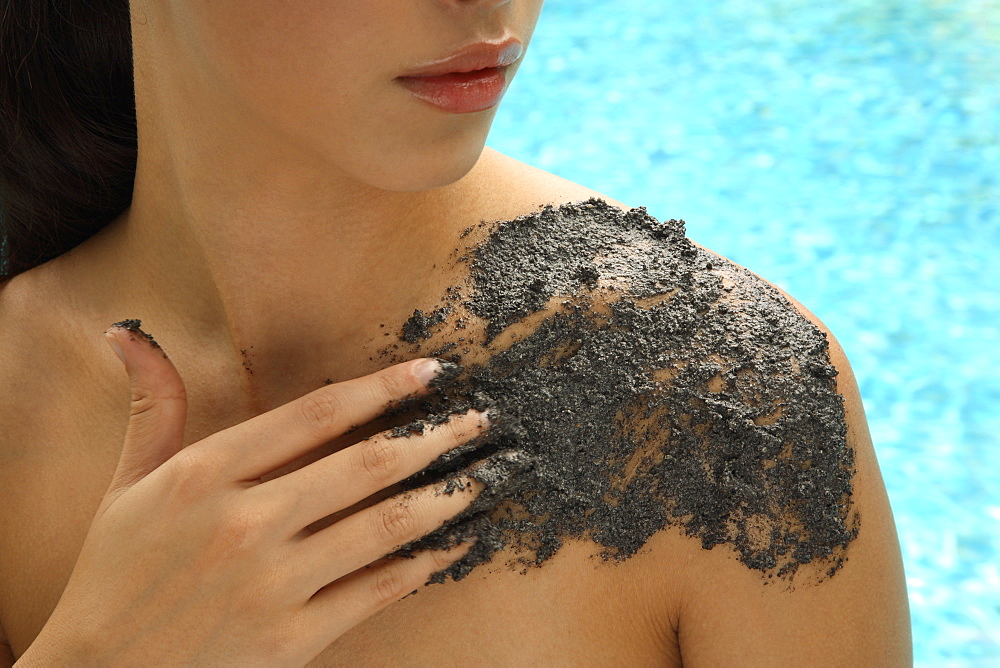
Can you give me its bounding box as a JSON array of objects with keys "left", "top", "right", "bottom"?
[
  {"left": 178, "top": 2, "right": 383, "bottom": 117},
  {"left": 169, "top": 0, "right": 520, "bottom": 190}
]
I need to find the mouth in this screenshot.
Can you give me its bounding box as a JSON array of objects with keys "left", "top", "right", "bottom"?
[
  {"left": 401, "top": 66, "right": 507, "bottom": 82},
  {"left": 397, "top": 36, "right": 524, "bottom": 78},
  {"left": 396, "top": 66, "right": 511, "bottom": 114},
  {"left": 395, "top": 35, "right": 522, "bottom": 114}
]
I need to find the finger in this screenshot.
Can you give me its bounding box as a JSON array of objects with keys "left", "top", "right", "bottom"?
[
  {"left": 299, "top": 541, "right": 475, "bottom": 645},
  {"left": 102, "top": 321, "right": 188, "bottom": 506},
  {"left": 263, "top": 407, "right": 490, "bottom": 532},
  {"left": 195, "top": 357, "right": 447, "bottom": 482},
  {"left": 294, "top": 477, "right": 482, "bottom": 597}
]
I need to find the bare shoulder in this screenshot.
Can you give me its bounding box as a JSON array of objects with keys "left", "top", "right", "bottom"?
[
  {"left": 0, "top": 265, "right": 118, "bottom": 497},
  {"left": 0, "top": 273, "right": 51, "bottom": 661},
  {"left": 470, "top": 147, "right": 635, "bottom": 220},
  {"left": 0, "top": 270, "right": 77, "bottom": 447},
  {"left": 0, "top": 273, "right": 54, "bottom": 449},
  {"left": 0, "top": 271, "right": 68, "bottom": 510}
]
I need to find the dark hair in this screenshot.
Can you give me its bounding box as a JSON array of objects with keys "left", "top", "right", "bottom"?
[{"left": 0, "top": 1, "right": 135, "bottom": 282}]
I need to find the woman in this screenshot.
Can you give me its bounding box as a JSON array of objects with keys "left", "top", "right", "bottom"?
[{"left": 0, "top": 1, "right": 911, "bottom": 665}]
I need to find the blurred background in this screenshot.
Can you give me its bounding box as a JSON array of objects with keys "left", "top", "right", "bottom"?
[{"left": 489, "top": 0, "right": 1000, "bottom": 664}]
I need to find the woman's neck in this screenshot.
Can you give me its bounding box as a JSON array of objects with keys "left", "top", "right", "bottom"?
[{"left": 79, "top": 147, "right": 498, "bottom": 413}]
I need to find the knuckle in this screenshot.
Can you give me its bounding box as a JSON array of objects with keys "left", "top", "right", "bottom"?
[
  {"left": 215, "top": 502, "right": 274, "bottom": 556},
  {"left": 358, "top": 437, "right": 403, "bottom": 484},
  {"left": 371, "top": 562, "right": 408, "bottom": 605},
  {"left": 128, "top": 387, "right": 160, "bottom": 419},
  {"left": 167, "top": 449, "right": 217, "bottom": 498},
  {"left": 371, "top": 366, "right": 414, "bottom": 406},
  {"left": 373, "top": 501, "right": 419, "bottom": 545},
  {"left": 129, "top": 384, "right": 187, "bottom": 419},
  {"left": 298, "top": 390, "right": 345, "bottom": 437}
]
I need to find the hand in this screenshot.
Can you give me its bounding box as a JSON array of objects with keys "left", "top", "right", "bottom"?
[{"left": 17, "top": 324, "right": 489, "bottom": 667}]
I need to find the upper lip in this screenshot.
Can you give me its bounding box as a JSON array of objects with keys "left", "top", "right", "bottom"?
[{"left": 398, "top": 36, "right": 524, "bottom": 77}]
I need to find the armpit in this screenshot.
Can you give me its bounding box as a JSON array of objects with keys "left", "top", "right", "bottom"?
[{"left": 379, "top": 198, "right": 858, "bottom": 584}]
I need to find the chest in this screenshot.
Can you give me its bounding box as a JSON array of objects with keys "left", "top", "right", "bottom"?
[
  {"left": 0, "top": 362, "right": 671, "bottom": 665},
  {"left": 0, "top": 168, "right": 681, "bottom": 662}
]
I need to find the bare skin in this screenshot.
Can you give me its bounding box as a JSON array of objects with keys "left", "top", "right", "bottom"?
[
  {"left": 0, "top": 0, "right": 911, "bottom": 664},
  {"left": 0, "top": 151, "right": 911, "bottom": 666}
]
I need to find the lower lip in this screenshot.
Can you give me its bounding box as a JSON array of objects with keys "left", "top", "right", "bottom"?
[{"left": 397, "top": 67, "right": 509, "bottom": 114}]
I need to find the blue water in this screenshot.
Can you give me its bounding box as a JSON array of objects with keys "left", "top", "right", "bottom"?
[{"left": 489, "top": 0, "right": 1000, "bottom": 664}]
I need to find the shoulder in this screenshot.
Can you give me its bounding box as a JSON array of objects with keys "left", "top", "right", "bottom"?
[
  {"left": 0, "top": 265, "right": 121, "bottom": 484},
  {"left": 0, "top": 268, "right": 97, "bottom": 546},
  {"left": 0, "top": 270, "right": 76, "bottom": 443},
  {"left": 0, "top": 274, "right": 51, "bottom": 439},
  {"left": 0, "top": 272, "right": 58, "bottom": 656},
  {"left": 690, "top": 239, "right": 868, "bottom": 462},
  {"left": 463, "top": 191, "right": 912, "bottom": 662},
  {"left": 591, "top": 218, "right": 912, "bottom": 664},
  {"left": 390, "top": 183, "right": 911, "bottom": 661}
]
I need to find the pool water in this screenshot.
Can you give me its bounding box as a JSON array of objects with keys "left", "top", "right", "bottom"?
[{"left": 489, "top": 0, "right": 1000, "bottom": 664}]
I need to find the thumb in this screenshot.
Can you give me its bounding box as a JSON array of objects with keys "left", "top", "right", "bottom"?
[{"left": 103, "top": 320, "right": 188, "bottom": 501}]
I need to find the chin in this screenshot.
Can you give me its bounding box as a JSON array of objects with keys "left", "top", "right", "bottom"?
[{"left": 368, "top": 139, "right": 488, "bottom": 193}]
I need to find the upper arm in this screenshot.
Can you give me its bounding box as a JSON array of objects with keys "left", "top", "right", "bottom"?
[{"left": 668, "top": 269, "right": 912, "bottom": 665}]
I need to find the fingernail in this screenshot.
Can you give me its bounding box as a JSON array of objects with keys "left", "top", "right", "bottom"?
[
  {"left": 104, "top": 331, "right": 127, "bottom": 365},
  {"left": 413, "top": 358, "right": 441, "bottom": 385},
  {"left": 108, "top": 319, "right": 163, "bottom": 352},
  {"left": 473, "top": 408, "right": 492, "bottom": 429}
]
